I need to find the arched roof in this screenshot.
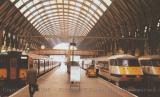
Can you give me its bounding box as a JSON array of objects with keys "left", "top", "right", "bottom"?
[{"left": 10, "top": 0, "right": 112, "bottom": 43}]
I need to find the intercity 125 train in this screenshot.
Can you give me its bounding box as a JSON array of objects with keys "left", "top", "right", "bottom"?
[
  {"left": 139, "top": 55, "right": 160, "bottom": 82},
  {"left": 0, "top": 51, "right": 60, "bottom": 81},
  {"left": 94, "top": 54, "right": 143, "bottom": 85}
]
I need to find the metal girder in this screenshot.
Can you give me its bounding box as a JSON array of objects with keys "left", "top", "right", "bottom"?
[
  {"left": 10, "top": 0, "right": 112, "bottom": 45},
  {"left": 79, "top": 0, "right": 160, "bottom": 55},
  {"left": 29, "top": 49, "right": 101, "bottom": 56},
  {"left": 0, "top": 0, "right": 52, "bottom": 50},
  {"left": 17, "top": 35, "right": 147, "bottom": 40}
]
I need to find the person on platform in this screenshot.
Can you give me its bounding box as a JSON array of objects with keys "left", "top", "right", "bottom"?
[{"left": 26, "top": 64, "right": 38, "bottom": 97}]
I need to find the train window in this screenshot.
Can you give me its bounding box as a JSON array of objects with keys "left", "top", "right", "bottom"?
[
  {"left": 40, "top": 60, "right": 44, "bottom": 66},
  {"left": 0, "top": 62, "right": 5, "bottom": 68},
  {"left": 117, "top": 59, "right": 128, "bottom": 66},
  {"left": 118, "top": 59, "right": 140, "bottom": 66},
  {"left": 0, "top": 57, "right": 5, "bottom": 68},
  {"left": 20, "top": 59, "right": 28, "bottom": 68},
  {"left": 122, "top": 60, "right": 129, "bottom": 66},
  {"left": 103, "top": 61, "right": 109, "bottom": 70},
  {"left": 110, "top": 59, "right": 117, "bottom": 66},
  {"left": 33, "top": 60, "right": 38, "bottom": 65},
  {"left": 97, "top": 61, "right": 109, "bottom": 69},
  {"left": 152, "top": 59, "right": 160, "bottom": 67},
  {"left": 140, "top": 60, "right": 151, "bottom": 66}
]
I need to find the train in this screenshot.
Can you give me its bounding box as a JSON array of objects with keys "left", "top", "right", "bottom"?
[
  {"left": 81, "top": 58, "right": 95, "bottom": 70},
  {"left": 0, "top": 51, "right": 60, "bottom": 82},
  {"left": 80, "top": 58, "right": 97, "bottom": 77},
  {"left": 81, "top": 54, "right": 143, "bottom": 85},
  {"left": 139, "top": 55, "right": 160, "bottom": 82}
]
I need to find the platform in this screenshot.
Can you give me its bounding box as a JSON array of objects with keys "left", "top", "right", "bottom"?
[{"left": 9, "top": 63, "right": 137, "bottom": 97}]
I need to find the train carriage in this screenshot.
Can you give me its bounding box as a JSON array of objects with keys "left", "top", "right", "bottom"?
[
  {"left": 19, "top": 55, "right": 29, "bottom": 80},
  {"left": 95, "top": 56, "right": 109, "bottom": 75},
  {"left": 83, "top": 58, "right": 97, "bottom": 77},
  {"left": 0, "top": 51, "right": 60, "bottom": 82},
  {"left": 0, "top": 53, "right": 8, "bottom": 80},
  {"left": 7, "top": 51, "right": 21, "bottom": 80},
  {"left": 139, "top": 55, "right": 160, "bottom": 81},
  {"left": 95, "top": 54, "right": 143, "bottom": 86}
]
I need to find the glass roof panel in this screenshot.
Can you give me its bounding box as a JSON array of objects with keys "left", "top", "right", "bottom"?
[
  {"left": 20, "top": 6, "right": 27, "bottom": 13},
  {"left": 91, "top": 4, "right": 97, "bottom": 11},
  {"left": 76, "top": 2, "right": 82, "bottom": 7},
  {"left": 33, "top": 0, "right": 40, "bottom": 4},
  {"left": 10, "top": 0, "right": 15, "bottom": 2},
  {"left": 93, "top": 0, "right": 101, "bottom": 5},
  {"left": 11, "top": 0, "right": 112, "bottom": 43},
  {"left": 84, "top": 1, "right": 91, "bottom": 6},
  {"left": 26, "top": 1, "right": 34, "bottom": 8},
  {"left": 103, "top": 0, "right": 112, "bottom": 6},
  {"left": 57, "top": 0, "right": 63, "bottom": 3},
  {"left": 15, "top": 0, "right": 24, "bottom": 8},
  {"left": 99, "top": 3, "right": 107, "bottom": 12}
]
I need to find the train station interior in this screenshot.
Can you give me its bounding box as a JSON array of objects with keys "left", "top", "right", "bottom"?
[{"left": 0, "top": 0, "right": 160, "bottom": 97}]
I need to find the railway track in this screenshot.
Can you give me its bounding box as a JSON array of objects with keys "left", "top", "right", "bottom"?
[
  {"left": 0, "top": 81, "right": 25, "bottom": 97},
  {"left": 99, "top": 74, "right": 160, "bottom": 97}
]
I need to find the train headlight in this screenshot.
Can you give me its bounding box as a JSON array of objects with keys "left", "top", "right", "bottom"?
[
  {"left": 121, "top": 75, "right": 128, "bottom": 80},
  {"left": 136, "top": 75, "right": 141, "bottom": 80}
]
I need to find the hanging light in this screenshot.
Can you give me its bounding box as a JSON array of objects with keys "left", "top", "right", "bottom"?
[
  {"left": 41, "top": 45, "right": 45, "bottom": 49},
  {"left": 1, "top": 49, "right": 6, "bottom": 53}
]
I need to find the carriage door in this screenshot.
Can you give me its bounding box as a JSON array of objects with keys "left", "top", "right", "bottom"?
[
  {"left": 10, "top": 57, "right": 17, "bottom": 80},
  {"left": 33, "top": 59, "right": 39, "bottom": 75},
  {"left": 82, "top": 61, "right": 84, "bottom": 68}
]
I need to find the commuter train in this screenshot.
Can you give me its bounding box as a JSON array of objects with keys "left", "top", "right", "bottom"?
[
  {"left": 80, "top": 58, "right": 97, "bottom": 77},
  {"left": 0, "top": 51, "right": 60, "bottom": 81},
  {"left": 84, "top": 54, "right": 143, "bottom": 85},
  {"left": 80, "top": 58, "right": 95, "bottom": 70},
  {"left": 139, "top": 55, "right": 160, "bottom": 81}
]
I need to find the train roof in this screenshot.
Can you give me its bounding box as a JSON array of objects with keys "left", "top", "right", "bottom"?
[
  {"left": 28, "top": 54, "right": 49, "bottom": 59},
  {"left": 81, "top": 57, "right": 95, "bottom": 61},
  {"left": 94, "top": 54, "right": 137, "bottom": 61},
  {"left": 139, "top": 55, "right": 160, "bottom": 60},
  {"left": 108, "top": 54, "right": 137, "bottom": 59},
  {"left": 95, "top": 56, "right": 108, "bottom": 61}
]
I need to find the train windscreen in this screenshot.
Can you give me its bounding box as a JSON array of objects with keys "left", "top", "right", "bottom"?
[
  {"left": 0, "top": 57, "right": 5, "bottom": 68},
  {"left": 0, "top": 62, "right": 5, "bottom": 68},
  {"left": 20, "top": 57, "right": 28, "bottom": 68},
  {"left": 118, "top": 59, "right": 140, "bottom": 66},
  {"left": 140, "top": 60, "right": 151, "bottom": 66},
  {"left": 152, "top": 59, "right": 160, "bottom": 67},
  {"left": 97, "top": 61, "right": 108, "bottom": 68}
]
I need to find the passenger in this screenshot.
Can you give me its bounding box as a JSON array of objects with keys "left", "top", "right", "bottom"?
[{"left": 26, "top": 64, "right": 38, "bottom": 97}]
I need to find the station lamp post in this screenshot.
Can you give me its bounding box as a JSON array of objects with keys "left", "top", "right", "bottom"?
[{"left": 69, "top": 42, "right": 76, "bottom": 62}]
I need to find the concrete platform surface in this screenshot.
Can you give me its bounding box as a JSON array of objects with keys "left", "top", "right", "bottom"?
[
  {"left": 10, "top": 63, "right": 137, "bottom": 97},
  {"left": 34, "top": 64, "right": 136, "bottom": 97}
]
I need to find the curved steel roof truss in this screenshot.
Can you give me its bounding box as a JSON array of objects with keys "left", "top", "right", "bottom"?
[{"left": 10, "top": 0, "right": 112, "bottom": 43}]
